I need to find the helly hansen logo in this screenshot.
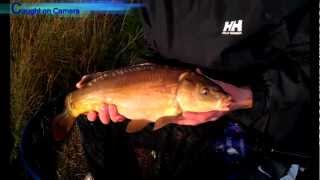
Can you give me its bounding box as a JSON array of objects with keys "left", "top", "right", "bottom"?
[{"left": 222, "top": 20, "right": 243, "bottom": 35}]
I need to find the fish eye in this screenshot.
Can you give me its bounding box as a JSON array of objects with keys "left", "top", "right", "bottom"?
[{"left": 201, "top": 87, "right": 209, "bottom": 96}]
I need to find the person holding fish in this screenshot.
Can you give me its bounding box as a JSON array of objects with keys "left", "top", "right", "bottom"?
[{"left": 52, "top": 0, "right": 311, "bottom": 179}]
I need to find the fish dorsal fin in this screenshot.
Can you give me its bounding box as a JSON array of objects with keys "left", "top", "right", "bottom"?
[
  {"left": 85, "top": 64, "right": 159, "bottom": 87},
  {"left": 126, "top": 119, "right": 151, "bottom": 133}
]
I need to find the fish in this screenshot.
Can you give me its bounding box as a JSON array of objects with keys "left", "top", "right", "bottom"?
[{"left": 52, "top": 64, "right": 232, "bottom": 141}]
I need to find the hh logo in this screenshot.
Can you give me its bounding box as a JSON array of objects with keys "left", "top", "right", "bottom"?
[{"left": 222, "top": 20, "right": 243, "bottom": 35}]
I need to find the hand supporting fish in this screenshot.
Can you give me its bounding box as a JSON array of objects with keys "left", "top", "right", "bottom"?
[
  {"left": 77, "top": 72, "right": 253, "bottom": 126},
  {"left": 173, "top": 79, "right": 253, "bottom": 125},
  {"left": 51, "top": 64, "right": 252, "bottom": 141},
  {"left": 76, "top": 74, "right": 126, "bottom": 124}
]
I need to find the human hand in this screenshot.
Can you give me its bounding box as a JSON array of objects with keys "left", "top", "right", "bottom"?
[
  {"left": 76, "top": 73, "right": 126, "bottom": 124},
  {"left": 174, "top": 78, "right": 253, "bottom": 126},
  {"left": 75, "top": 72, "right": 253, "bottom": 126},
  {"left": 212, "top": 79, "right": 253, "bottom": 111}
]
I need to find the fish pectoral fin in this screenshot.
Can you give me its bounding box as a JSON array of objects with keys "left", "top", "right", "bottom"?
[
  {"left": 126, "top": 120, "right": 150, "bottom": 133},
  {"left": 153, "top": 116, "right": 177, "bottom": 131}
]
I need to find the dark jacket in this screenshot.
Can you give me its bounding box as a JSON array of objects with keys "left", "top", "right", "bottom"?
[
  {"left": 79, "top": 1, "right": 312, "bottom": 179},
  {"left": 141, "top": 0, "right": 311, "bottom": 156}
]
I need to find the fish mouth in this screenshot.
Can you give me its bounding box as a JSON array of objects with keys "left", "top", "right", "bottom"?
[
  {"left": 213, "top": 97, "right": 232, "bottom": 111},
  {"left": 222, "top": 96, "right": 232, "bottom": 110}
]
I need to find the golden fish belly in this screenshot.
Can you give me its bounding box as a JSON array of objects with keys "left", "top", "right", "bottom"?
[{"left": 111, "top": 82, "right": 181, "bottom": 122}]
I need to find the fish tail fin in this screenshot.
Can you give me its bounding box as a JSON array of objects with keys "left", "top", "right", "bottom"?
[{"left": 51, "top": 110, "right": 76, "bottom": 141}]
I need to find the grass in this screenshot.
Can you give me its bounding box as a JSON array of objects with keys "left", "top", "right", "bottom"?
[
  {"left": 56, "top": 124, "right": 90, "bottom": 179},
  {"left": 10, "top": 5, "right": 150, "bottom": 177}
]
